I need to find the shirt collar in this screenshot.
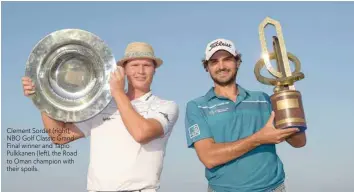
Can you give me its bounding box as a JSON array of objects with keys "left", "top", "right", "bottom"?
[
  {"left": 205, "top": 87, "right": 217, "bottom": 101},
  {"left": 205, "top": 84, "right": 249, "bottom": 101},
  {"left": 131, "top": 91, "right": 153, "bottom": 103}
]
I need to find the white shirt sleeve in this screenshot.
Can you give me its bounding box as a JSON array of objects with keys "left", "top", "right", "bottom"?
[
  {"left": 146, "top": 100, "right": 179, "bottom": 135},
  {"left": 74, "top": 118, "right": 93, "bottom": 137}
]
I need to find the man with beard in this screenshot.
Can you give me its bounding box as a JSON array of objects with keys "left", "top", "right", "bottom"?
[{"left": 184, "top": 38, "right": 307, "bottom": 192}]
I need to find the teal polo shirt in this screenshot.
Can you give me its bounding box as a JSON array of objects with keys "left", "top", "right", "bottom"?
[{"left": 185, "top": 84, "right": 285, "bottom": 192}]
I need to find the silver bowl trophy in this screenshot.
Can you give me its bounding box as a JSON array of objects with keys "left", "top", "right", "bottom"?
[{"left": 25, "top": 29, "right": 116, "bottom": 122}]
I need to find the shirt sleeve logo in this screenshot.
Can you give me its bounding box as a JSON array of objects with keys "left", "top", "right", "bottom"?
[
  {"left": 158, "top": 112, "right": 170, "bottom": 122},
  {"left": 189, "top": 124, "right": 200, "bottom": 139}
]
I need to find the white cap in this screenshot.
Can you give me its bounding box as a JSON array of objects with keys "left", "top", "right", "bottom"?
[{"left": 205, "top": 38, "right": 238, "bottom": 60}]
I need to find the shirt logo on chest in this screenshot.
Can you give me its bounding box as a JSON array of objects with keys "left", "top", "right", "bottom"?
[
  {"left": 102, "top": 116, "right": 114, "bottom": 121},
  {"left": 209, "top": 107, "right": 230, "bottom": 115},
  {"left": 100, "top": 108, "right": 119, "bottom": 122},
  {"left": 198, "top": 102, "right": 232, "bottom": 116}
]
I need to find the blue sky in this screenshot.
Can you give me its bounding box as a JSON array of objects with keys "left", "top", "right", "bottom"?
[{"left": 2, "top": 2, "right": 354, "bottom": 192}]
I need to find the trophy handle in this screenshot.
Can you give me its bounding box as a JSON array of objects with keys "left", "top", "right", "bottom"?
[{"left": 254, "top": 51, "right": 304, "bottom": 87}]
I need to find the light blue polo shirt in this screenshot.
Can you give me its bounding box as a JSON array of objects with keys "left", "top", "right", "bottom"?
[{"left": 185, "top": 84, "right": 285, "bottom": 192}]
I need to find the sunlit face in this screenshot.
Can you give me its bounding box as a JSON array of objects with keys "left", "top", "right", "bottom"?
[
  {"left": 124, "top": 58, "right": 156, "bottom": 90},
  {"left": 206, "top": 50, "right": 239, "bottom": 86}
]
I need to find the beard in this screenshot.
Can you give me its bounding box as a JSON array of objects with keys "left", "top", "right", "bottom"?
[{"left": 210, "top": 68, "right": 238, "bottom": 87}]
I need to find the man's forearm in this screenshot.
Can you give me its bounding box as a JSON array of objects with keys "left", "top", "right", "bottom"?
[
  {"left": 113, "top": 92, "right": 148, "bottom": 141},
  {"left": 41, "top": 112, "right": 65, "bottom": 139},
  {"left": 201, "top": 134, "right": 261, "bottom": 169},
  {"left": 41, "top": 112, "right": 83, "bottom": 144}
]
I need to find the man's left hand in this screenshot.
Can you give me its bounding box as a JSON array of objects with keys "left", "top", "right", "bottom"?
[{"left": 110, "top": 66, "right": 125, "bottom": 97}]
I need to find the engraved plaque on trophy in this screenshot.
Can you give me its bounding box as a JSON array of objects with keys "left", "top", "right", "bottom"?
[{"left": 254, "top": 17, "right": 307, "bottom": 131}]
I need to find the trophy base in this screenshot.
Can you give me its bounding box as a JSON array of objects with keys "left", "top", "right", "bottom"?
[{"left": 270, "top": 90, "right": 307, "bottom": 131}]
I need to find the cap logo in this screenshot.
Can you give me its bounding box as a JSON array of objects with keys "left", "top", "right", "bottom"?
[{"left": 208, "top": 41, "right": 232, "bottom": 51}]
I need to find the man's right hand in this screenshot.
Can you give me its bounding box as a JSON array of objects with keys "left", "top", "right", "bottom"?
[
  {"left": 253, "top": 111, "right": 299, "bottom": 145},
  {"left": 21, "top": 77, "right": 86, "bottom": 144},
  {"left": 22, "top": 76, "right": 35, "bottom": 96}
]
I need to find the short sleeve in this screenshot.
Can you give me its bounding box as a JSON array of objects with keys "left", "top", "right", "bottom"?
[
  {"left": 146, "top": 101, "right": 179, "bottom": 135},
  {"left": 74, "top": 119, "right": 93, "bottom": 137},
  {"left": 185, "top": 101, "right": 213, "bottom": 148}
]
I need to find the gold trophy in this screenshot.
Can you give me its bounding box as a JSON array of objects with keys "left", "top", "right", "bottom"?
[{"left": 254, "top": 17, "right": 307, "bottom": 131}]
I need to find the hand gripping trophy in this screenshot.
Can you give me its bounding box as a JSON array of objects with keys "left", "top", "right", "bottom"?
[{"left": 254, "top": 17, "right": 307, "bottom": 131}]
